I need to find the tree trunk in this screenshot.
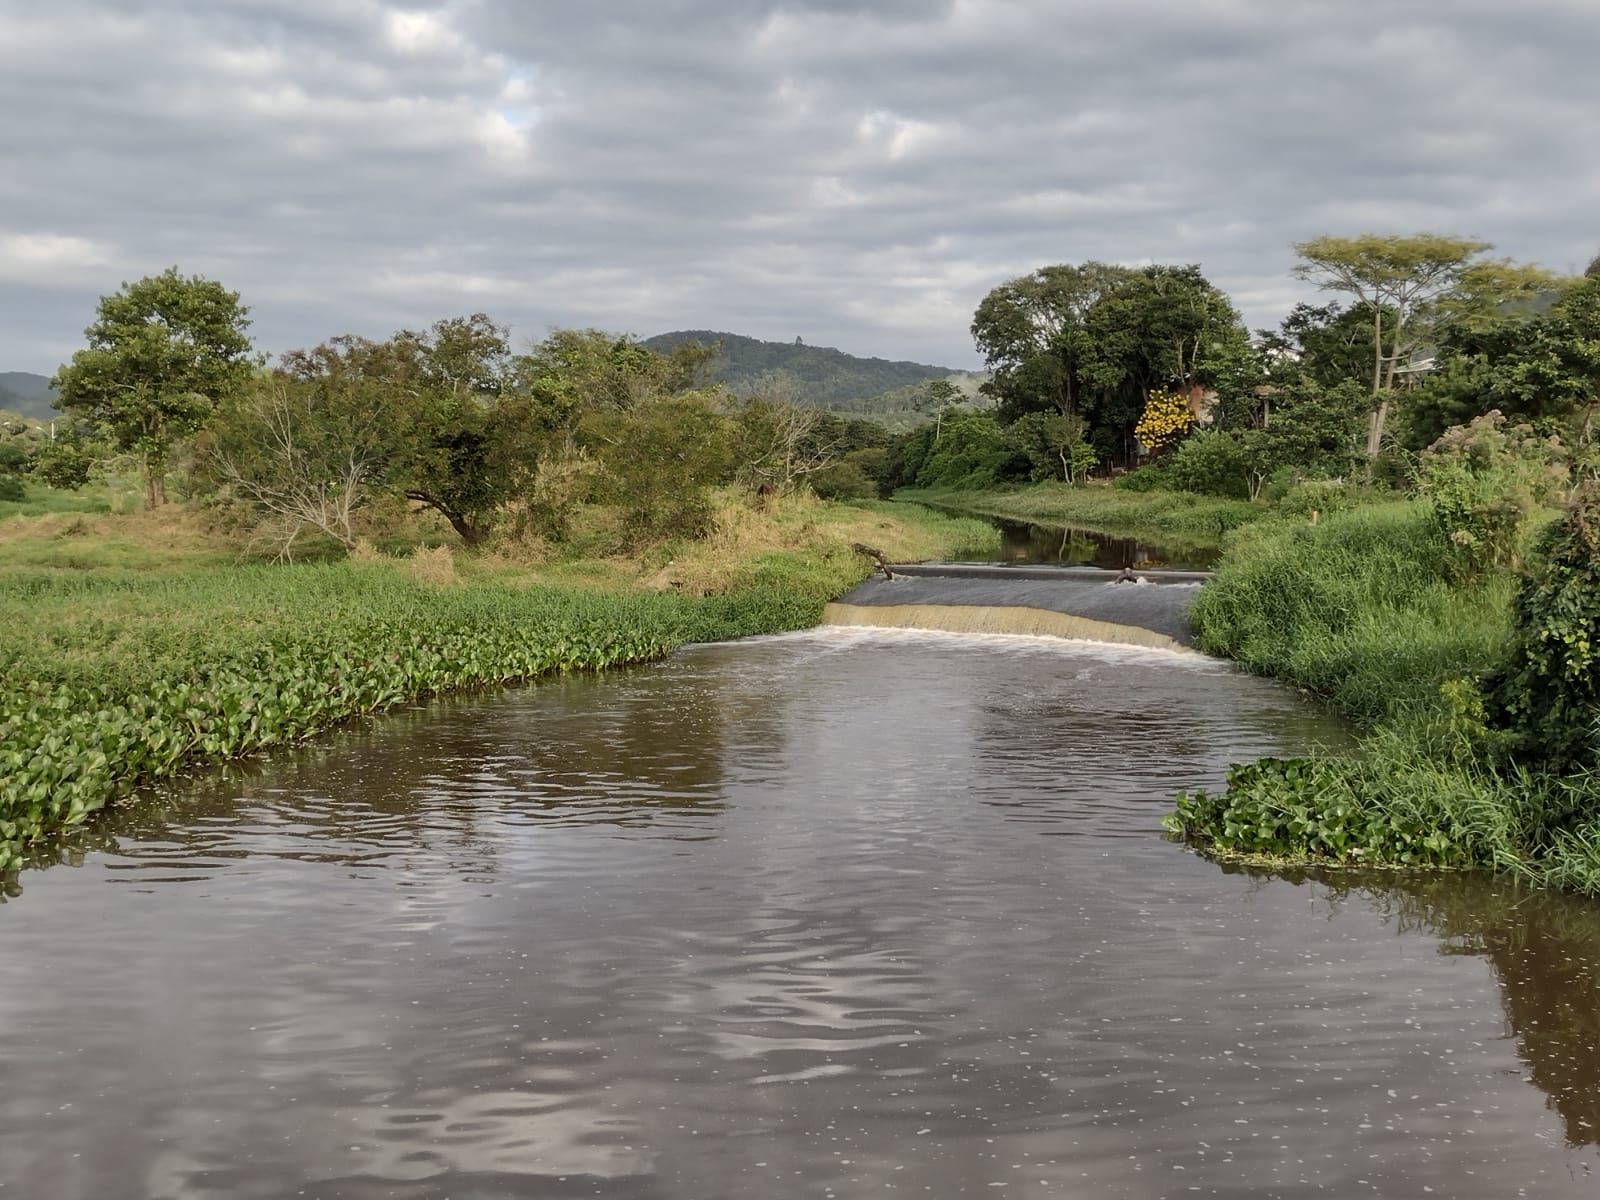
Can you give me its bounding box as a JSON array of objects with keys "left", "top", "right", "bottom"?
[
  {"left": 406, "top": 491, "right": 483, "bottom": 547},
  {"left": 1365, "top": 394, "right": 1392, "bottom": 460},
  {"left": 143, "top": 455, "right": 166, "bottom": 509},
  {"left": 1371, "top": 302, "right": 1384, "bottom": 396}
]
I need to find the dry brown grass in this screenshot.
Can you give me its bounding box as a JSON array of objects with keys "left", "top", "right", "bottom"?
[
  {"left": 407, "top": 544, "right": 459, "bottom": 586},
  {"left": 0, "top": 507, "right": 234, "bottom": 570},
  {"left": 643, "top": 490, "right": 977, "bottom": 597}
]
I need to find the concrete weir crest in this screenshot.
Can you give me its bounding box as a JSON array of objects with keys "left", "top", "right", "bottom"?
[{"left": 824, "top": 563, "right": 1210, "bottom": 651}]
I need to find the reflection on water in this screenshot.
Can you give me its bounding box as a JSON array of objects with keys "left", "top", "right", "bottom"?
[
  {"left": 1266, "top": 868, "right": 1600, "bottom": 1149},
  {"left": 988, "top": 517, "right": 1220, "bottom": 570},
  {"left": 1, "top": 629, "right": 1598, "bottom": 1198}
]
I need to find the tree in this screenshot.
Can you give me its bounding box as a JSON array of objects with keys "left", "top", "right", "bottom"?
[
  {"left": 52, "top": 268, "right": 254, "bottom": 507},
  {"left": 1257, "top": 302, "right": 1393, "bottom": 392},
  {"left": 210, "top": 369, "right": 392, "bottom": 557},
  {"left": 1286, "top": 236, "right": 1561, "bottom": 460},
  {"left": 972, "top": 261, "right": 1251, "bottom": 468},
  {"left": 30, "top": 429, "right": 95, "bottom": 491},
  {"left": 1409, "top": 274, "right": 1600, "bottom": 448},
  {"left": 1004, "top": 410, "right": 1095, "bottom": 483},
  {"left": 210, "top": 317, "right": 563, "bottom": 551},
  {"left": 1080, "top": 265, "right": 1252, "bottom": 465},
  {"left": 971, "top": 262, "right": 1134, "bottom": 422},
  {"left": 1239, "top": 380, "right": 1367, "bottom": 497}
]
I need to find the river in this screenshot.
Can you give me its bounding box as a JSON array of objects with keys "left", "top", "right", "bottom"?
[{"left": 2, "top": 628, "right": 1598, "bottom": 1197}]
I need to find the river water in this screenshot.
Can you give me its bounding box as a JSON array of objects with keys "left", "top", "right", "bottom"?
[{"left": 3, "top": 629, "right": 1599, "bottom": 1198}]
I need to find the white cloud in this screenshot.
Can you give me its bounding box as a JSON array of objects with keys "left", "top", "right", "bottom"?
[
  {"left": 2, "top": 0, "right": 1598, "bottom": 372},
  {"left": 0, "top": 233, "right": 114, "bottom": 276}
]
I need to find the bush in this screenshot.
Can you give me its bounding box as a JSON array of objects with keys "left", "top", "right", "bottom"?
[
  {"left": 1489, "top": 480, "right": 1600, "bottom": 771},
  {"left": 1415, "top": 410, "right": 1568, "bottom": 579},
  {"left": 808, "top": 461, "right": 876, "bottom": 501},
  {"left": 1190, "top": 502, "right": 1503, "bottom": 725},
  {"left": 1113, "top": 464, "right": 1170, "bottom": 492},
  {"left": 1165, "top": 429, "right": 1250, "bottom": 498}
]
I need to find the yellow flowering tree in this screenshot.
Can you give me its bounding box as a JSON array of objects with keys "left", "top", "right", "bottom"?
[{"left": 1135, "top": 388, "right": 1195, "bottom": 454}]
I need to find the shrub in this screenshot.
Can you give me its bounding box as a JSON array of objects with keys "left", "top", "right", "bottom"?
[
  {"left": 808, "top": 461, "right": 876, "bottom": 501},
  {"left": 1164, "top": 429, "right": 1250, "bottom": 499},
  {"left": 1415, "top": 410, "right": 1568, "bottom": 579},
  {"left": 1113, "top": 464, "right": 1169, "bottom": 493},
  {"left": 1488, "top": 480, "right": 1600, "bottom": 771}
]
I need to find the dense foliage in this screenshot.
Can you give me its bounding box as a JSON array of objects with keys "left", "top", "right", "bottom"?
[
  {"left": 1167, "top": 495, "right": 1600, "bottom": 893},
  {"left": 52, "top": 269, "right": 255, "bottom": 508},
  {"left": 1488, "top": 481, "right": 1600, "bottom": 771}
]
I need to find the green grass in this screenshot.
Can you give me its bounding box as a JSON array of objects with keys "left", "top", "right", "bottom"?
[
  {"left": 0, "top": 482, "right": 121, "bottom": 519},
  {"left": 1167, "top": 499, "right": 1600, "bottom": 894},
  {"left": 0, "top": 493, "right": 993, "bottom": 876},
  {"left": 1189, "top": 503, "right": 1513, "bottom": 726}
]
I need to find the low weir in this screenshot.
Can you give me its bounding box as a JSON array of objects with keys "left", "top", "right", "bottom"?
[{"left": 825, "top": 562, "right": 1208, "bottom": 650}]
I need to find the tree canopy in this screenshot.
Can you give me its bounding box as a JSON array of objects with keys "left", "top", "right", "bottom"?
[
  {"left": 52, "top": 268, "right": 255, "bottom": 507},
  {"left": 970, "top": 261, "right": 1252, "bottom": 467}
]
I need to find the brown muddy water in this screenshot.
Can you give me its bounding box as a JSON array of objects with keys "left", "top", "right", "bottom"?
[{"left": 2, "top": 629, "right": 1599, "bottom": 1199}]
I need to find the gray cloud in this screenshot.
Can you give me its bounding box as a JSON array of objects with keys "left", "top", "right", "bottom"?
[{"left": 3, "top": 0, "right": 1597, "bottom": 374}]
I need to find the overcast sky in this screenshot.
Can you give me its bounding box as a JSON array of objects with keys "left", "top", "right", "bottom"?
[{"left": 3, "top": 0, "right": 1598, "bottom": 375}]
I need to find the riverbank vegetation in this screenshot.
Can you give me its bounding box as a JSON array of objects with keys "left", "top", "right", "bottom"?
[
  {"left": 878, "top": 238, "right": 1600, "bottom": 892},
  {"left": 0, "top": 491, "right": 989, "bottom": 875},
  {"left": 2, "top": 275, "right": 996, "bottom": 873},
  {"left": 9, "top": 235, "right": 1600, "bottom": 892}
]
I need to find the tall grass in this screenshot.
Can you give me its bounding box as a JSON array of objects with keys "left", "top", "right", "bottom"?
[
  {"left": 1190, "top": 503, "right": 1512, "bottom": 725},
  {"left": 1169, "top": 500, "right": 1600, "bottom": 894}
]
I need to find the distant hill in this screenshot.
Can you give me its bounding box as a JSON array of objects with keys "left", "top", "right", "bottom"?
[
  {"left": 0, "top": 372, "right": 56, "bottom": 421},
  {"left": 645, "top": 330, "right": 979, "bottom": 412}
]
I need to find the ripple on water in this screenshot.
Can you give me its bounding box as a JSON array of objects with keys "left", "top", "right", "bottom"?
[{"left": 0, "top": 631, "right": 1597, "bottom": 1198}]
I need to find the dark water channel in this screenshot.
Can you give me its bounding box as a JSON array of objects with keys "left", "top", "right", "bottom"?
[
  {"left": 973, "top": 517, "right": 1219, "bottom": 571},
  {"left": 4, "top": 630, "right": 1600, "bottom": 1198}
]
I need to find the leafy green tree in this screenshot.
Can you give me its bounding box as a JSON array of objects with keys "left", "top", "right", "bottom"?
[
  {"left": 212, "top": 317, "right": 561, "bottom": 550},
  {"left": 1289, "top": 235, "right": 1561, "bottom": 457},
  {"left": 972, "top": 260, "right": 1251, "bottom": 468},
  {"left": 52, "top": 268, "right": 254, "bottom": 507},
  {"left": 1257, "top": 302, "right": 1393, "bottom": 392},
  {"left": 582, "top": 393, "right": 732, "bottom": 543},
  {"left": 1004, "top": 410, "right": 1095, "bottom": 483},
  {"left": 971, "top": 262, "right": 1135, "bottom": 422},
  {"left": 1409, "top": 275, "right": 1600, "bottom": 448},
  {"left": 1080, "top": 265, "right": 1252, "bottom": 464},
  {"left": 389, "top": 315, "right": 550, "bottom": 546},
  {"left": 1241, "top": 380, "right": 1368, "bottom": 496},
  {"left": 30, "top": 428, "right": 95, "bottom": 491},
  {"left": 913, "top": 409, "right": 1015, "bottom": 489}
]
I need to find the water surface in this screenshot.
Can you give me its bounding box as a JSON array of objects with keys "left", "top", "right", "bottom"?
[{"left": 2, "top": 629, "right": 1598, "bottom": 1198}]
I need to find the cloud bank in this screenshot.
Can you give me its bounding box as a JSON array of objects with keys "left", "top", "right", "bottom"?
[{"left": 3, "top": 0, "right": 1597, "bottom": 372}]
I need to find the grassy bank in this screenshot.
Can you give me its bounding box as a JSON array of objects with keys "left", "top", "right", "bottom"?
[
  {"left": 1, "top": 492, "right": 993, "bottom": 873},
  {"left": 897, "top": 481, "right": 1261, "bottom": 544},
  {"left": 1165, "top": 500, "right": 1600, "bottom": 892}
]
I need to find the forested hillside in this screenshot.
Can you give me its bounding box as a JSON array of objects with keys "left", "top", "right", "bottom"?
[
  {"left": 0, "top": 372, "right": 55, "bottom": 421},
  {"left": 644, "top": 330, "right": 977, "bottom": 411}
]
